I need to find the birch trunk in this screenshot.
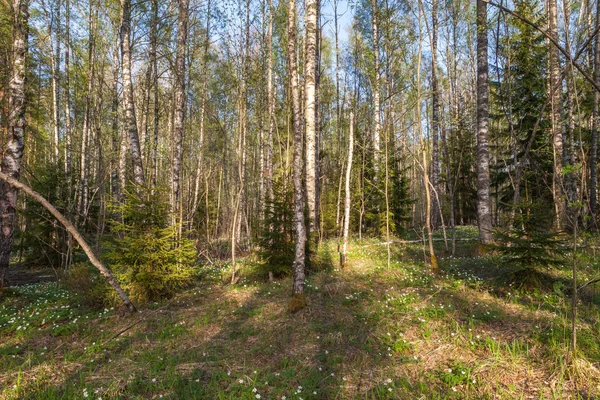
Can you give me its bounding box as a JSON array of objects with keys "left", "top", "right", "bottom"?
[
  {"left": 476, "top": 0, "right": 492, "bottom": 243},
  {"left": 340, "top": 111, "right": 354, "bottom": 268},
  {"left": 172, "top": 0, "right": 190, "bottom": 228},
  {"left": 371, "top": 0, "right": 381, "bottom": 168},
  {"left": 548, "top": 0, "right": 563, "bottom": 228},
  {"left": 431, "top": 0, "right": 440, "bottom": 229},
  {"left": 63, "top": 0, "right": 71, "bottom": 178},
  {"left": 288, "top": 0, "right": 307, "bottom": 310},
  {"left": 591, "top": 0, "right": 600, "bottom": 225},
  {"left": 79, "top": 2, "right": 96, "bottom": 222},
  {"left": 119, "top": 0, "right": 145, "bottom": 187},
  {"left": 304, "top": 0, "right": 318, "bottom": 238},
  {"left": 0, "top": 0, "right": 28, "bottom": 287}
]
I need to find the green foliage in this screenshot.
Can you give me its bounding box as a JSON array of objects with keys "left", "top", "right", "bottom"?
[
  {"left": 257, "top": 181, "right": 294, "bottom": 278},
  {"left": 493, "top": 201, "right": 566, "bottom": 269},
  {"left": 16, "top": 161, "right": 73, "bottom": 268},
  {"left": 61, "top": 263, "right": 111, "bottom": 309},
  {"left": 103, "top": 189, "right": 197, "bottom": 302}
]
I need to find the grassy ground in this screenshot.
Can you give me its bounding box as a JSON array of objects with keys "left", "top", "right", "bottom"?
[{"left": 1, "top": 230, "right": 600, "bottom": 399}]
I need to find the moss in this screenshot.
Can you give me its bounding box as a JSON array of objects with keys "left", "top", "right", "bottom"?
[{"left": 288, "top": 293, "right": 307, "bottom": 313}]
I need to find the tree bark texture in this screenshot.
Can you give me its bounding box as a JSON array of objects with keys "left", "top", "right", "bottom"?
[
  {"left": 119, "top": 0, "right": 145, "bottom": 187},
  {"left": 341, "top": 111, "right": 354, "bottom": 268},
  {"left": 548, "top": 0, "right": 563, "bottom": 228},
  {"left": 431, "top": 0, "right": 440, "bottom": 229},
  {"left": 0, "top": 0, "right": 28, "bottom": 287},
  {"left": 304, "top": 0, "right": 318, "bottom": 238},
  {"left": 476, "top": 0, "right": 492, "bottom": 243},
  {"left": 288, "top": 0, "right": 307, "bottom": 305},
  {"left": 172, "top": 0, "right": 190, "bottom": 224}
]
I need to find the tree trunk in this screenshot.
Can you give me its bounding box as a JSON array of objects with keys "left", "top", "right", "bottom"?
[
  {"left": 548, "top": 0, "right": 563, "bottom": 229},
  {"left": 591, "top": 0, "right": 600, "bottom": 226},
  {"left": 476, "top": 0, "right": 492, "bottom": 243},
  {"left": 0, "top": 171, "right": 136, "bottom": 312},
  {"left": 371, "top": 0, "right": 381, "bottom": 168},
  {"left": 0, "top": 0, "right": 28, "bottom": 287},
  {"left": 431, "top": 0, "right": 440, "bottom": 229},
  {"left": 304, "top": 0, "right": 318, "bottom": 240},
  {"left": 172, "top": 0, "right": 189, "bottom": 228},
  {"left": 341, "top": 110, "right": 354, "bottom": 268},
  {"left": 119, "top": 0, "right": 145, "bottom": 187},
  {"left": 288, "top": 0, "right": 307, "bottom": 311},
  {"left": 78, "top": 2, "right": 96, "bottom": 223},
  {"left": 63, "top": 0, "right": 71, "bottom": 179}
]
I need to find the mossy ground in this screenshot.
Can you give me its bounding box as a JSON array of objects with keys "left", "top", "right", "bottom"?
[{"left": 1, "top": 228, "right": 600, "bottom": 399}]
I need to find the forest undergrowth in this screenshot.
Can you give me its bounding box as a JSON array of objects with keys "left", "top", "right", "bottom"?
[{"left": 1, "top": 228, "right": 600, "bottom": 399}]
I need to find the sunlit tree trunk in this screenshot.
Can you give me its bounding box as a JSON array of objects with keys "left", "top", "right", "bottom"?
[
  {"left": 304, "top": 0, "right": 318, "bottom": 240},
  {"left": 119, "top": 0, "right": 145, "bottom": 187},
  {"left": 172, "top": 0, "right": 190, "bottom": 229},
  {"left": 476, "top": 0, "right": 492, "bottom": 243},
  {"left": 0, "top": 0, "right": 29, "bottom": 287},
  {"left": 63, "top": 0, "right": 71, "bottom": 179},
  {"left": 431, "top": 0, "right": 440, "bottom": 229},
  {"left": 288, "top": 0, "right": 307, "bottom": 310},
  {"left": 371, "top": 0, "right": 381, "bottom": 168},
  {"left": 341, "top": 110, "right": 354, "bottom": 268}
]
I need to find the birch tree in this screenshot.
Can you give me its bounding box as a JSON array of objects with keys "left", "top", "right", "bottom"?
[
  {"left": 119, "top": 0, "right": 145, "bottom": 187},
  {"left": 476, "top": 0, "right": 492, "bottom": 243},
  {"left": 288, "top": 0, "right": 307, "bottom": 311},
  {"left": 0, "top": 0, "right": 28, "bottom": 287}
]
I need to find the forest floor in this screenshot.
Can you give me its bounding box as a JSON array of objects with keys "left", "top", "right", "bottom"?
[{"left": 1, "top": 227, "right": 600, "bottom": 399}]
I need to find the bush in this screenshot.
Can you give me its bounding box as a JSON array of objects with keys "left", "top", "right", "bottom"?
[
  {"left": 103, "top": 189, "right": 197, "bottom": 302},
  {"left": 257, "top": 181, "right": 294, "bottom": 278},
  {"left": 493, "top": 201, "right": 566, "bottom": 269},
  {"left": 61, "top": 263, "right": 111, "bottom": 309}
]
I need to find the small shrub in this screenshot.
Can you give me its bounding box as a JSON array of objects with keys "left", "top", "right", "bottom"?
[
  {"left": 257, "top": 181, "right": 294, "bottom": 278},
  {"left": 103, "top": 188, "right": 197, "bottom": 302},
  {"left": 61, "top": 263, "right": 111, "bottom": 309}
]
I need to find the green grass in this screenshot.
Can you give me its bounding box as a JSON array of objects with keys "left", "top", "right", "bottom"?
[{"left": 1, "top": 231, "right": 600, "bottom": 399}]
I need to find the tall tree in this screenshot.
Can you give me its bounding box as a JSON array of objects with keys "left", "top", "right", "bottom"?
[
  {"left": 119, "top": 0, "right": 145, "bottom": 187},
  {"left": 288, "top": 0, "right": 307, "bottom": 311},
  {"left": 548, "top": 0, "right": 563, "bottom": 228},
  {"left": 340, "top": 110, "right": 354, "bottom": 268},
  {"left": 476, "top": 0, "right": 492, "bottom": 243},
  {"left": 431, "top": 0, "right": 440, "bottom": 229},
  {"left": 371, "top": 0, "right": 381, "bottom": 168},
  {"left": 590, "top": 0, "right": 600, "bottom": 226},
  {"left": 172, "top": 0, "right": 190, "bottom": 228},
  {"left": 305, "top": 0, "right": 318, "bottom": 240},
  {"left": 0, "top": 0, "right": 29, "bottom": 286}
]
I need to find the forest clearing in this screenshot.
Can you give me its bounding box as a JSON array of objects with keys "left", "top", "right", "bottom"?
[
  {"left": 2, "top": 234, "right": 600, "bottom": 399},
  {"left": 2, "top": 0, "right": 600, "bottom": 398}
]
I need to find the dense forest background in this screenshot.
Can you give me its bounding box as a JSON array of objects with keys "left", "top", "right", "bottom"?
[{"left": 2, "top": 0, "right": 597, "bottom": 282}]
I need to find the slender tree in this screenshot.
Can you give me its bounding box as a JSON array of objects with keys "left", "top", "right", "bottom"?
[
  {"left": 0, "top": 0, "right": 28, "bottom": 287},
  {"left": 119, "top": 0, "right": 145, "bottom": 187},
  {"left": 172, "top": 0, "right": 190, "bottom": 228},
  {"left": 304, "top": 0, "right": 318, "bottom": 240},
  {"left": 476, "top": 0, "right": 492, "bottom": 243},
  {"left": 288, "top": 0, "right": 307, "bottom": 311},
  {"left": 341, "top": 110, "right": 354, "bottom": 268}
]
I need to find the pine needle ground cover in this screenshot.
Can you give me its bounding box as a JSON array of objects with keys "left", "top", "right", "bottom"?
[{"left": 1, "top": 232, "right": 600, "bottom": 399}]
